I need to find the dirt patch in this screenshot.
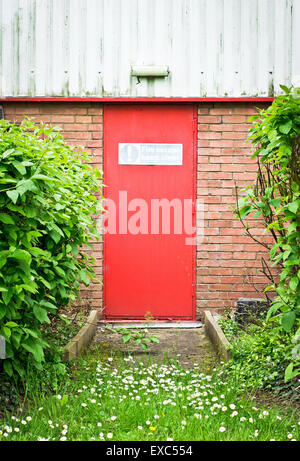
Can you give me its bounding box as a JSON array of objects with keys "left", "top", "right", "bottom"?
[{"left": 93, "top": 326, "right": 218, "bottom": 373}]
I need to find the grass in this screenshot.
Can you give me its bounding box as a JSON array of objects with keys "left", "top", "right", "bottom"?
[{"left": 0, "top": 346, "right": 299, "bottom": 441}]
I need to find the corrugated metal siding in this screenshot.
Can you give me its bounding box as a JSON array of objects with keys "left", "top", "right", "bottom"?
[{"left": 0, "top": 0, "right": 299, "bottom": 98}]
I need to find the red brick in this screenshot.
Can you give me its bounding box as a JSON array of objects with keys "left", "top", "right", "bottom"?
[
  {"left": 75, "top": 115, "right": 92, "bottom": 123},
  {"left": 198, "top": 115, "right": 222, "bottom": 124},
  {"left": 231, "top": 106, "right": 261, "bottom": 115},
  {"left": 88, "top": 124, "right": 102, "bottom": 131},
  {"left": 86, "top": 140, "right": 103, "bottom": 148},
  {"left": 92, "top": 116, "right": 103, "bottom": 123},
  {"left": 63, "top": 131, "right": 92, "bottom": 140},
  {"left": 3, "top": 104, "right": 16, "bottom": 114},
  {"left": 198, "top": 124, "right": 209, "bottom": 131},
  {"left": 233, "top": 172, "right": 256, "bottom": 181},
  {"left": 210, "top": 107, "right": 234, "bottom": 115},
  {"left": 222, "top": 115, "right": 247, "bottom": 123},
  {"left": 209, "top": 140, "right": 234, "bottom": 148},
  {"left": 15, "top": 105, "right": 40, "bottom": 115},
  {"left": 222, "top": 131, "right": 249, "bottom": 139},
  {"left": 63, "top": 123, "right": 87, "bottom": 131},
  {"left": 198, "top": 148, "right": 222, "bottom": 156},
  {"left": 197, "top": 108, "right": 210, "bottom": 114},
  {"left": 88, "top": 107, "right": 103, "bottom": 115},
  {"left": 198, "top": 132, "right": 222, "bottom": 140},
  {"left": 52, "top": 115, "right": 75, "bottom": 123},
  {"left": 198, "top": 161, "right": 222, "bottom": 172}
]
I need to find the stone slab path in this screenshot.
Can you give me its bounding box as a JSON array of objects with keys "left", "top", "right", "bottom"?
[{"left": 93, "top": 326, "right": 218, "bottom": 372}]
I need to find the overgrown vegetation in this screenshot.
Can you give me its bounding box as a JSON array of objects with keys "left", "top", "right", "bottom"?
[
  {"left": 0, "top": 349, "right": 299, "bottom": 441},
  {"left": 104, "top": 325, "right": 160, "bottom": 351},
  {"left": 0, "top": 119, "right": 102, "bottom": 379},
  {"left": 219, "top": 311, "right": 298, "bottom": 401},
  {"left": 235, "top": 85, "right": 300, "bottom": 381}
]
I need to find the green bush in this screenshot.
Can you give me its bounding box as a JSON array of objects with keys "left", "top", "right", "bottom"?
[
  {"left": 235, "top": 86, "right": 300, "bottom": 381},
  {"left": 218, "top": 317, "right": 242, "bottom": 342},
  {"left": 222, "top": 318, "right": 297, "bottom": 398},
  {"left": 0, "top": 119, "right": 102, "bottom": 378}
]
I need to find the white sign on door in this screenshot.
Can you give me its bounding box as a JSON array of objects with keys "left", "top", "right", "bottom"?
[{"left": 118, "top": 143, "right": 183, "bottom": 165}]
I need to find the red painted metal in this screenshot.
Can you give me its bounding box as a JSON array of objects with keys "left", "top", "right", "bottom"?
[
  {"left": 103, "top": 104, "right": 196, "bottom": 320},
  {"left": 0, "top": 96, "right": 275, "bottom": 103}
]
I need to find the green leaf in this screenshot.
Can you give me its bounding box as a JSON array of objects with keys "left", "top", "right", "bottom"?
[
  {"left": 21, "top": 340, "right": 44, "bottom": 362},
  {"left": 122, "top": 334, "right": 131, "bottom": 344},
  {"left": 239, "top": 206, "right": 252, "bottom": 219},
  {"left": 269, "top": 198, "right": 281, "bottom": 208},
  {"left": 54, "top": 203, "right": 65, "bottom": 211},
  {"left": 40, "top": 300, "right": 57, "bottom": 313},
  {"left": 0, "top": 304, "right": 6, "bottom": 320},
  {"left": 11, "top": 249, "right": 32, "bottom": 263},
  {"left": 284, "top": 363, "right": 298, "bottom": 382},
  {"left": 288, "top": 222, "right": 298, "bottom": 234},
  {"left": 279, "top": 84, "right": 290, "bottom": 94},
  {"left": 289, "top": 277, "right": 299, "bottom": 291},
  {"left": 2, "top": 290, "right": 13, "bottom": 305},
  {"left": 281, "top": 311, "right": 296, "bottom": 332},
  {"left": 49, "top": 230, "right": 61, "bottom": 244},
  {"left": 0, "top": 213, "right": 15, "bottom": 225},
  {"left": 279, "top": 120, "right": 292, "bottom": 134},
  {"left": 11, "top": 330, "right": 22, "bottom": 349},
  {"left": 3, "top": 360, "right": 13, "bottom": 377},
  {"left": 32, "top": 174, "right": 59, "bottom": 182},
  {"left": 150, "top": 336, "right": 160, "bottom": 343},
  {"left": 2, "top": 148, "right": 16, "bottom": 159},
  {"left": 2, "top": 326, "right": 11, "bottom": 339},
  {"left": 6, "top": 190, "right": 19, "bottom": 204},
  {"left": 33, "top": 305, "right": 50, "bottom": 324},
  {"left": 71, "top": 244, "right": 79, "bottom": 258},
  {"left": 16, "top": 179, "right": 37, "bottom": 196},
  {"left": 23, "top": 328, "right": 39, "bottom": 338},
  {"left": 12, "top": 360, "right": 25, "bottom": 377},
  {"left": 0, "top": 257, "right": 7, "bottom": 270},
  {"left": 13, "top": 162, "right": 27, "bottom": 175},
  {"left": 80, "top": 270, "right": 90, "bottom": 286},
  {"left": 287, "top": 201, "right": 299, "bottom": 214},
  {"left": 30, "top": 343, "right": 44, "bottom": 362},
  {"left": 5, "top": 321, "right": 18, "bottom": 328}
]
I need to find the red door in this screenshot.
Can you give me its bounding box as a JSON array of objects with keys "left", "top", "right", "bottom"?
[{"left": 103, "top": 104, "right": 196, "bottom": 320}]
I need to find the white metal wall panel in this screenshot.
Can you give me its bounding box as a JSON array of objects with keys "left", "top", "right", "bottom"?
[{"left": 0, "top": 0, "right": 298, "bottom": 98}]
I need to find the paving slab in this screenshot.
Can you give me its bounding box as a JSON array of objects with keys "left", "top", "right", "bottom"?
[{"left": 93, "top": 326, "right": 218, "bottom": 372}]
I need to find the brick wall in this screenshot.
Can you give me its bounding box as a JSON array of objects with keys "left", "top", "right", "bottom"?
[
  {"left": 2, "top": 101, "right": 272, "bottom": 318},
  {"left": 196, "top": 102, "right": 271, "bottom": 313}
]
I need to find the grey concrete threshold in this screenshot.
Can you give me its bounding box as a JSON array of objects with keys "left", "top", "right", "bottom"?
[{"left": 98, "top": 321, "right": 202, "bottom": 329}]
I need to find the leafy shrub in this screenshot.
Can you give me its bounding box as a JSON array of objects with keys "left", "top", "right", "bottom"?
[
  {"left": 235, "top": 86, "right": 300, "bottom": 380},
  {"left": 225, "top": 320, "right": 298, "bottom": 399},
  {"left": 0, "top": 119, "right": 102, "bottom": 378},
  {"left": 218, "top": 317, "right": 242, "bottom": 342}
]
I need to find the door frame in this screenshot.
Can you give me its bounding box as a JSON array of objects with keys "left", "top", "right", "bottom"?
[{"left": 102, "top": 103, "right": 198, "bottom": 321}]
